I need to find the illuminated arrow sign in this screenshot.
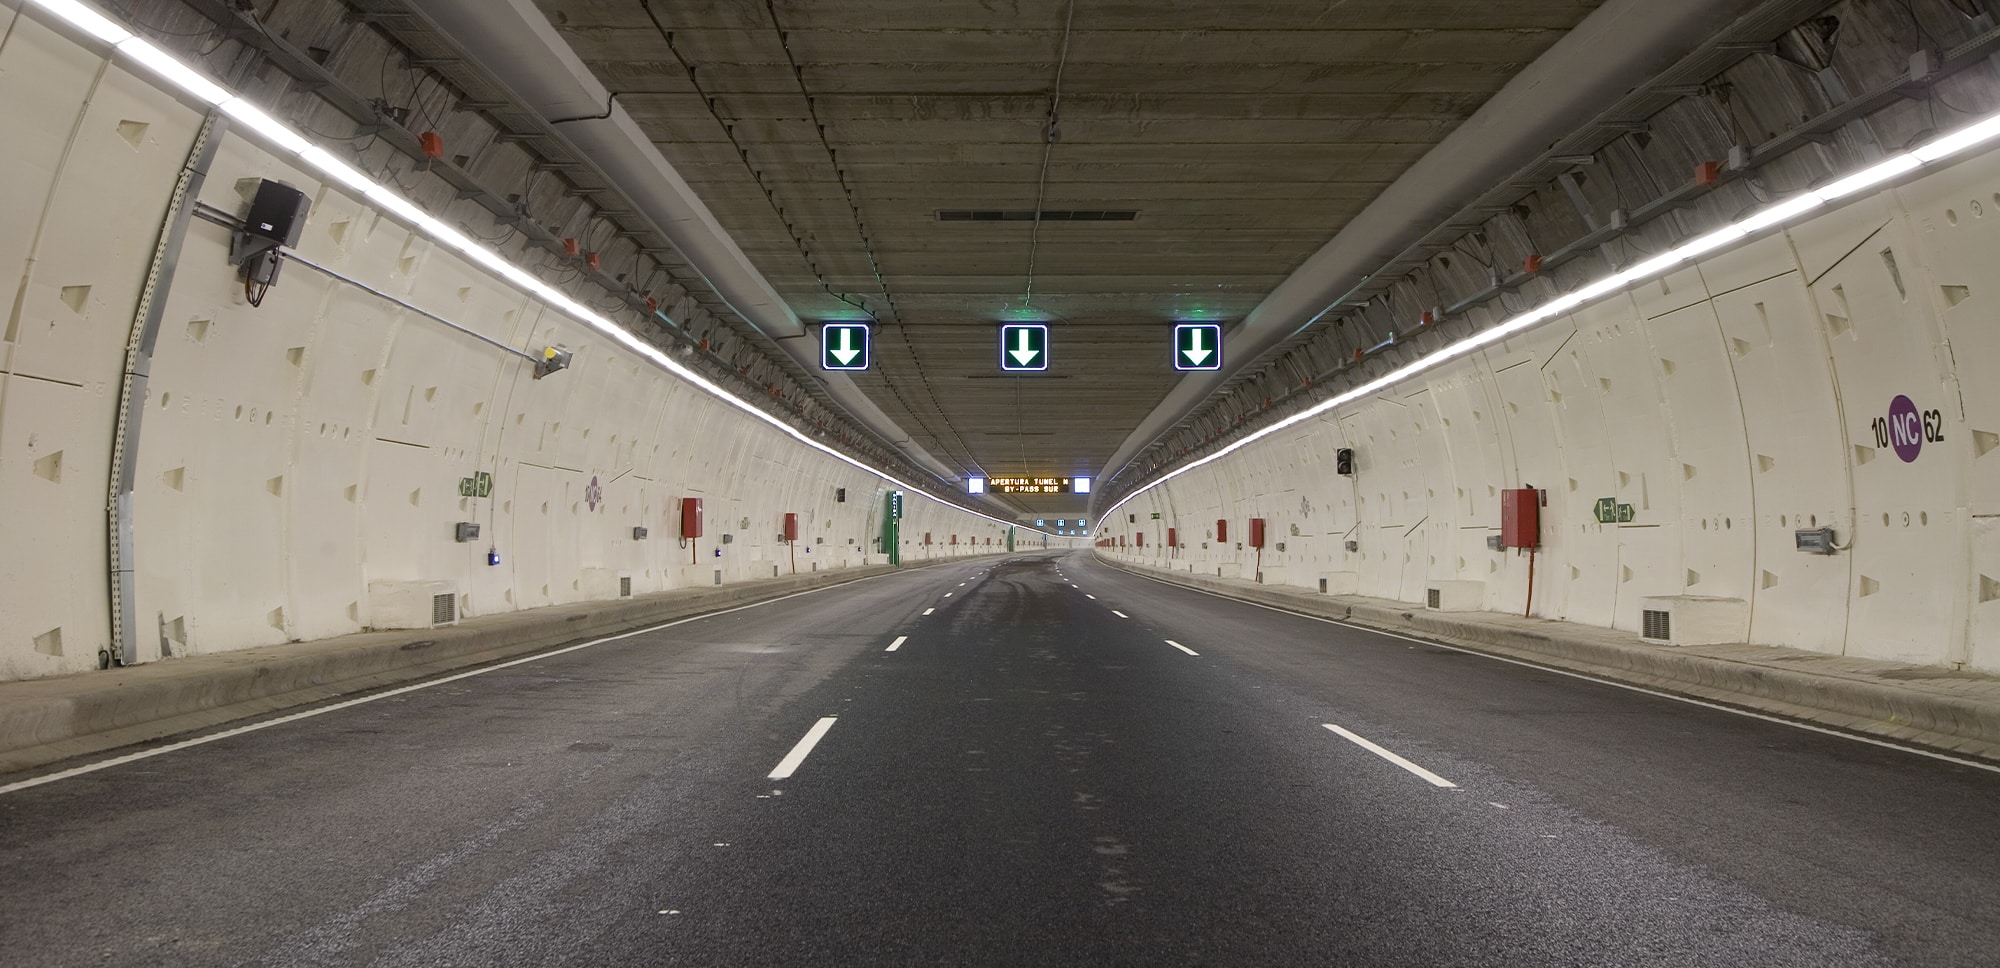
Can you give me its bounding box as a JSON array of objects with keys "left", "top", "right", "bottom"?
[
  {"left": 999, "top": 323, "right": 1048, "bottom": 371},
  {"left": 821, "top": 322, "right": 871, "bottom": 371},
  {"left": 1174, "top": 322, "right": 1223, "bottom": 371}
]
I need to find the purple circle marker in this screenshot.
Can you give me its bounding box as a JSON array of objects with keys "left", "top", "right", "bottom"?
[{"left": 1888, "top": 394, "right": 1923, "bottom": 462}]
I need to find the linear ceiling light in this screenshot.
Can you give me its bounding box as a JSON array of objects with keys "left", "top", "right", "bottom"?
[
  {"left": 1100, "top": 121, "right": 2000, "bottom": 522},
  {"left": 24, "top": 0, "right": 1059, "bottom": 540}
]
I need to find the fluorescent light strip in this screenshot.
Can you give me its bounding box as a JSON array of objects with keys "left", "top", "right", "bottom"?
[
  {"left": 1102, "top": 114, "right": 2000, "bottom": 521},
  {"left": 24, "top": 0, "right": 1058, "bottom": 541}
]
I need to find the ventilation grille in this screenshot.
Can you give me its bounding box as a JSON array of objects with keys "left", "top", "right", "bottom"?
[
  {"left": 1427, "top": 588, "right": 1442, "bottom": 609},
  {"left": 432, "top": 593, "right": 456, "bottom": 626},
  {"left": 1642, "top": 608, "right": 1672, "bottom": 641},
  {"left": 936, "top": 209, "right": 1138, "bottom": 222},
  {"left": 619, "top": 576, "right": 632, "bottom": 598}
]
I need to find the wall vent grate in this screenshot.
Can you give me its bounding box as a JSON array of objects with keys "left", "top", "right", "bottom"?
[
  {"left": 1642, "top": 608, "right": 1671, "bottom": 641},
  {"left": 936, "top": 209, "right": 1138, "bottom": 222},
  {"left": 432, "top": 593, "right": 456, "bottom": 626},
  {"left": 619, "top": 576, "right": 632, "bottom": 598},
  {"left": 1426, "top": 588, "right": 1442, "bottom": 609}
]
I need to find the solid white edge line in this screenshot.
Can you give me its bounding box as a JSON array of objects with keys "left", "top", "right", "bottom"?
[
  {"left": 1165, "top": 640, "right": 1200, "bottom": 656},
  {"left": 886, "top": 635, "right": 908, "bottom": 652},
  {"left": 0, "top": 567, "right": 921, "bottom": 795},
  {"left": 1110, "top": 565, "right": 2000, "bottom": 776},
  {"left": 768, "top": 717, "right": 839, "bottom": 780},
  {"left": 1111, "top": 610, "right": 1129, "bottom": 619},
  {"left": 1323, "top": 723, "right": 1457, "bottom": 788}
]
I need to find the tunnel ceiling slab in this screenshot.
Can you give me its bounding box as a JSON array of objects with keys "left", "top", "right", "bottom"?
[{"left": 534, "top": 0, "right": 1607, "bottom": 483}]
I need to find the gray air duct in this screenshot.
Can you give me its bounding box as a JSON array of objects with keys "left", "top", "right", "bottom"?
[
  {"left": 403, "top": 0, "right": 960, "bottom": 482},
  {"left": 1098, "top": 0, "right": 1768, "bottom": 490}
]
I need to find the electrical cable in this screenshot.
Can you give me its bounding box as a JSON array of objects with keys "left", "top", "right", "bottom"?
[{"left": 1020, "top": 0, "right": 1077, "bottom": 312}]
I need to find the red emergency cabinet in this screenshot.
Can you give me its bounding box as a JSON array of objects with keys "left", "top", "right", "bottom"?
[
  {"left": 1501, "top": 488, "right": 1541, "bottom": 549},
  {"left": 782, "top": 512, "right": 798, "bottom": 542},
  {"left": 1167, "top": 527, "right": 1177, "bottom": 548},
  {"left": 1216, "top": 519, "right": 1228, "bottom": 543},
  {"left": 1136, "top": 533, "right": 1144, "bottom": 547},
  {"left": 680, "top": 497, "right": 703, "bottom": 539},
  {"left": 1248, "top": 517, "right": 1267, "bottom": 549},
  {"left": 924, "top": 532, "right": 932, "bottom": 546}
]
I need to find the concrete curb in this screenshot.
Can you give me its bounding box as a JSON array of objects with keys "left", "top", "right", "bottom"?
[
  {"left": 0, "top": 556, "right": 1000, "bottom": 775},
  {"left": 1098, "top": 556, "right": 2000, "bottom": 763}
]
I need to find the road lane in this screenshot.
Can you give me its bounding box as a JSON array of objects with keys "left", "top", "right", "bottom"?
[
  {"left": 1061, "top": 551, "right": 2000, "bottom": 966},
  {"left": 0, "top": 551, "right": 1991, "bottom": 965}
]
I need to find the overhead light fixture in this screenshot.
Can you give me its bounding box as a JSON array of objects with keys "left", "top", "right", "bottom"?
[
  {"left": 1102, "top": 109, "right": 2000, "bottom": 521},
  {"left": 19, "top": 0, "right": 1069, "bottom": 541}
]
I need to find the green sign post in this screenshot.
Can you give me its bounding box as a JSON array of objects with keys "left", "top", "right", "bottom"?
[
  {"left": 821, "top": 323, "right": 870, "bottom": 371},
  {"left": 884, "top": 490, "right": 903, "bottom": 565},
  {"left": 999, "top": 323, "right": 1049, "bottom": 371}
]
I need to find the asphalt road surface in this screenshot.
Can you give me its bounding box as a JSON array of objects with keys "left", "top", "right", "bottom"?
[{"left": 3, "top": 551, "right": 1996, "bottom": 966}]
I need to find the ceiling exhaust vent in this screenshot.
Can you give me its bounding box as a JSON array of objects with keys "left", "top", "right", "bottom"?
[{"left": 936, "top": 210, "right": 1138, "bottom": 222}]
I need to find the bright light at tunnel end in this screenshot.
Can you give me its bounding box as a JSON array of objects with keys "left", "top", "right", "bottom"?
[
  {"left": 21, "top": 0, "right": 1067, "bottom": 540},
  {"left": 31, "top": 0, "right": 2000, "bottom": 542},
  {"left": 1099, "top": 118, "right": 2000, "bottom": 523}
]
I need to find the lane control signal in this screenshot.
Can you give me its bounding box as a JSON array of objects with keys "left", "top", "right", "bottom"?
[
  {"left": 999, "top": 323, "right": 1049, "bottom": 371},
  {"left": 821, "top": 322, "right": 871, "bottom": 371},
  {"left": 1174, "top": 322, "right": 1224, "bottom": 371}
]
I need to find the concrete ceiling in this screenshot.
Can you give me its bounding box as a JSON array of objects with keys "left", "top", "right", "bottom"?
[{"left": 531, "top": 0, "right": 1607, "bottom": 516}]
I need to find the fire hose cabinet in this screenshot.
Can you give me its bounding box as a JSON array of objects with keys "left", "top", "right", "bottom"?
[
  {"left": 1501, "top": 488, "right": 1541, "bottom": 549},
  {"left": 782, "top": 512, "right": 799, "bottom": 542},
  {"left": 1216, "top": 519, "right": 1228, "bottom": 543},
  {"left": 1247, "top": 517, "right": 1267, "bottom": 549},
  {"left": 680, "top": 497, "right": 704, "bottom": 539}
]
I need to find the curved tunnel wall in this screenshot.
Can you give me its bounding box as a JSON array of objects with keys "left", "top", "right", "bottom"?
[
  {"left": 1099, "top": 143, "right": 2000, "bottom": 674},
  {"left": 0, "top": 15, "right": 1055, "bottom": 681}
]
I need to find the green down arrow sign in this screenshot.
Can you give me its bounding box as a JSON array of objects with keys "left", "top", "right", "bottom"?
[
  {"left": 821, "top": 323, "right": 871, "bottom": 371},
  {"left": 999, "top": 323, "right": 1049, "bottom": 372},
  {"left": 1174, "top": 322, "right": 1223, "bottom": 371}
]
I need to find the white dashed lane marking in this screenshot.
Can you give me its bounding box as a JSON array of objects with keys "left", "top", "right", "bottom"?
[
  {"left": 769, "top": 717, "right": 839, "bottom": 780},
  {"left": 1321, "top": 723, "right": 1456, "bottom": 788}
]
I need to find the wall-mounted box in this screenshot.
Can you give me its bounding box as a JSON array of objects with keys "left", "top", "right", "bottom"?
[
  {"left": 1425, "top": 580, "right": 1485, "bottom": 611},
  {"left": 1639, "top": 596, "right": 1749, "bottom": 645},
  {"left": 1166, "top": 527, "right": 1177, "bottom": 548},
  {"left": 1248, "top": 518, "right": 1267, "bottom": 549},
  {"left": 783, "top": 512, "right": 799, "bottom": 542},
  {"left": 1500, "top": 488, "right": 1540, "bottom": 549},
  {"left": 1216, "top": 519, "right": 1228, "bottom": 543},
  {"left": 367, "top": 580, "right": 458, "bottom": 630},
  {"left": 681, "top": 497, "right": 704, "bottom": 539}
]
